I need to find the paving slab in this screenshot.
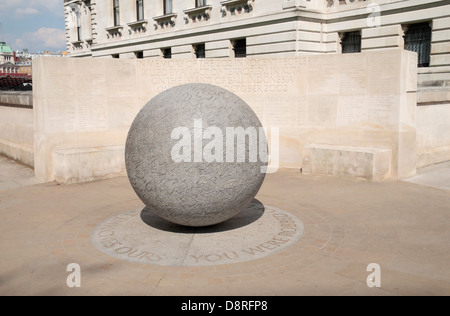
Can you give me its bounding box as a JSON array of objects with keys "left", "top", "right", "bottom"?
[
  {"left": 404, "top": 161, "right": 450, "bottom": 191},
  {"left": 0, "top": 155, "right": 42, "bottom": 192},
  {"left": 0, "top": 156, "right": 449, "bottom": 295}
]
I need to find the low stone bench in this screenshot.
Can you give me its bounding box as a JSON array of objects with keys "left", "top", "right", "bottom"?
[
  {"left": 54, "top": 146, "right": 126, "bottom": 184},
  {"left": 0, "top": 139, "right": 34, "bottom": 168},
  {"left": 302, "top": 144, "right": 392, "bottom": 181}
]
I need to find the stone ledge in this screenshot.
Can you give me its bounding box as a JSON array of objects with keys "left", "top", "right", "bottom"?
[
  {"left": 417, "top": 145, "right": 450, "bottom": 169},
  {"left": 54, "top": 146, "right": 126, "bottom": 184},
  {"left": 0, "top": 139, "right": 34, "bottom": 168},
  {"left": 302, "top": 144, "right": 392, "bottom": 181},
  {"left": 417, "top": 87, "right": 450, "bottom": 104}
]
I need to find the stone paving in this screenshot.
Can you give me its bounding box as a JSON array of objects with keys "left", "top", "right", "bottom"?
[{"left": 0, "top": 155, "right": 449, "bottom": 295}]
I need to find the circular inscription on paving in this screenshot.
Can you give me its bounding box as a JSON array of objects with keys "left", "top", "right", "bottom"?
[{"left": 90, "top": 201, "right": 304, "bottom": 266}]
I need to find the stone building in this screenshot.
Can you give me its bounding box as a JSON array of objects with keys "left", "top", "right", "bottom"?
[
  {"left": 0, "top": 42, "right": 18, "bottom": 74},
  {"left": 64, "top": 0, "right": 450, "bottom": 87}
]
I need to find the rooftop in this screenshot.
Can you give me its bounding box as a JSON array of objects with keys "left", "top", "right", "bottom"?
[{"left": 0, "top": 42, "right": 13, "bottom": 54}]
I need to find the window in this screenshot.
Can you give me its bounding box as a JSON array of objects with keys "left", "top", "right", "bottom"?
[
  {"left": 76, "top": 9, "right": 82, "bottom": 41},
  {"left": 341, "top": 31, "right": 361, "bottom": 54},
  {"left": 233, "top": 39, "right": 246, "bottom": 58},
  {"left": 162, "top": 48, "right": 171, "bottom": 59},
  {"left": 164, "top": 0, "right": 172, "bottom": 15},
  {"left": 194, "top": 44, "right": 206, "bottom": 59},
  {"left": 196, "top": 0, "right": 207, "bottom": 7},
  {"left": 137, "top": 0, "right": 144, "bottom": 21},
  {"left": 404, "top": 22, "right": 432, "bottom": 68},
  {"left": 113, "top": 0, "right": 120, "bottom": 26},
  {"left": 112, "top": 54, "right": 120, "bottom": 59},
  {"left": 135, "top": 51, "right": 144, "bottom": 59}
]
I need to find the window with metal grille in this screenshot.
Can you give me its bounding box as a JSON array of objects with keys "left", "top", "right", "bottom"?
[
  {"left": 162, "top": 48, "right": 171, "bottom": 59},
  {"left": 137, "top": 0, "right": 144, "bottom": 21},
  {"left": 404, "top": 22, "right": 432, "bottom": 68},
  {"left": 195, "top": 44, "right": 205, "bottom": 58},
  {"left": 164, "top": 0, "right": 172, "bottom": 14},
  {"left": 113, "top": 0, "right": 120, "bottom": 26},
  {"left": 233, "top": 39, "right": 246, "bottom": 58},
  {"left": 341, "top": 31, "right": 361, "bottom": 54},
  {"left": 196, "top": 0, "right": 207, "bottom": 7}
]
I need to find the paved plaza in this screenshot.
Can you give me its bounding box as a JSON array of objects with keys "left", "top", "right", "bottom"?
[{"left": 0, "top": 155, "right": 449, "bottom": 295}]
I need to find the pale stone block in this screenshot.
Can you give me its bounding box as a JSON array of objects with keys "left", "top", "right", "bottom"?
[
  {"left": 54, "top": 146, "right": 126, "bottom": 184},
  {"left": 362, "top": 25, "right": 403, "bottom": 39},
  {"left": 282, "top": 0, "right": 298, "bottom": 10},
  {"left": 298, "top": 20, "right": 322, "bottom": 33},
  {"left": 119, "top": 52, "right": 136, "bottom": 59},
  {"left": 205, "top": 40, "right": 231, "bottom": 51},
  {"left": 417, "top": 87, "right": 450, "bottom": 104},
  {"left": 0, "top": 92, "right": 33, "bottom": 106},
  {"left": 431, "top": 42, "right": 450, "bottom": 55},
  {"left": 172, "top": 52, "right": 192, "bottom": 59},
  {"left": 416, "top": 103, "right": 450, "bottom": 167},
  {"left": 418, "top": 72, "right": 450, "bottom": 85},
  {"left": 430, "top": 54, "right": 450, "bottom": 67},
  {"left": 296, "top": 31, "right": 322, "bottom": 43},
  {"left": 417, "top": 145, "right": 450, "bottom": 169},
  {"left": 362, "top": 36, "right": 403, "bottom": 50},
  {"left": 247, "top": 32, "right": 297, "bottom": 46},
  {"left": 0, "top": 141, "right": 34, "bottom": 168},
  {"left": 432, "top": 17, "right": 450, "bottom": 31},
  {"left": 248, "top": 42, "right": 296, "bottom": 55},
  {"left": 205, "top": 48, "right": 230, "bottom": 58},
  {"left": 143, "top": 49, "right": 161, "bottom": 58},
  {"left": 432, "top": 30, "right": 450, "bottom": 43},
  {"left": 302, "top": 144, "right": 392, "bottom": 181},
  {"left": 324, "top": 32, "right": 339, "bottom": 43},
  {"left": 172, "top": 45, "right": 192, "bottom": 54},
  {"left": 0, "top": 106, "right": 34, "bottom": 167},
  {"left": 297, "top": 41, "right": 325, "bottom": 52},
  {"left": 324, "top": 42, "right": 339, "bottom": 53}
]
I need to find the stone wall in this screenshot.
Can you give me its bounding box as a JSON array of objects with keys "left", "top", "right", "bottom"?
[
  {"left": 0, "top": 91, "right": 33, "bottom": 108},
  {"left": 33, "top": 49, "right": 419, "bottom": 183},
  {"left": 416, "top": 88, "right": 450, "bottom": 168},
  {"left": 0, "top": 105, "right": 34, "bottom": 167}
]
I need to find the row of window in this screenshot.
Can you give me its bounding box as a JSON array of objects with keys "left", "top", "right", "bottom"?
[
  {"left": 113, "top": 0, "right": 207, "bottom": 26},
  {"left": 113, "top": 22, "right": 430, "bottom": 68},
  {"left": 0, "top": 67, "right": 19, "bottom": 74},
  {"left": 113, "top": 38, "right": 246, "bottom": 59},
  {"left": 341, "top": 22, "right": 432, "bottom": 67}
]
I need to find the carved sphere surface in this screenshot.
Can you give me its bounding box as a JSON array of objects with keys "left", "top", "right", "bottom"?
[{"left": 125, "top": 83, "right": 267, "bottom": 227}]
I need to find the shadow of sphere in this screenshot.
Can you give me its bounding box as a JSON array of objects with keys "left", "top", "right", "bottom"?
[{"left": 140, "top": 199, "right": 265, "bottom": 234}]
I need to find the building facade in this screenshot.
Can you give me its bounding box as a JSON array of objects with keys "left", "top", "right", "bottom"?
[
  {"left": 64, "top": 0, "right": 450, "bottom": 87},
  {"left": 0, "top": 42, "right": 18, "bottom": 74}
]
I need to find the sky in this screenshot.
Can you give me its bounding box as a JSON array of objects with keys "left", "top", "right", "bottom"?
[{"left": 0, "top": 0, "right": 66, "bottom": 53}]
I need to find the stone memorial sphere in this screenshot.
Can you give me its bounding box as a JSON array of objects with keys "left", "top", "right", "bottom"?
[{"left": 125, "top": 83, "right": 267, "bottom": 227}]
